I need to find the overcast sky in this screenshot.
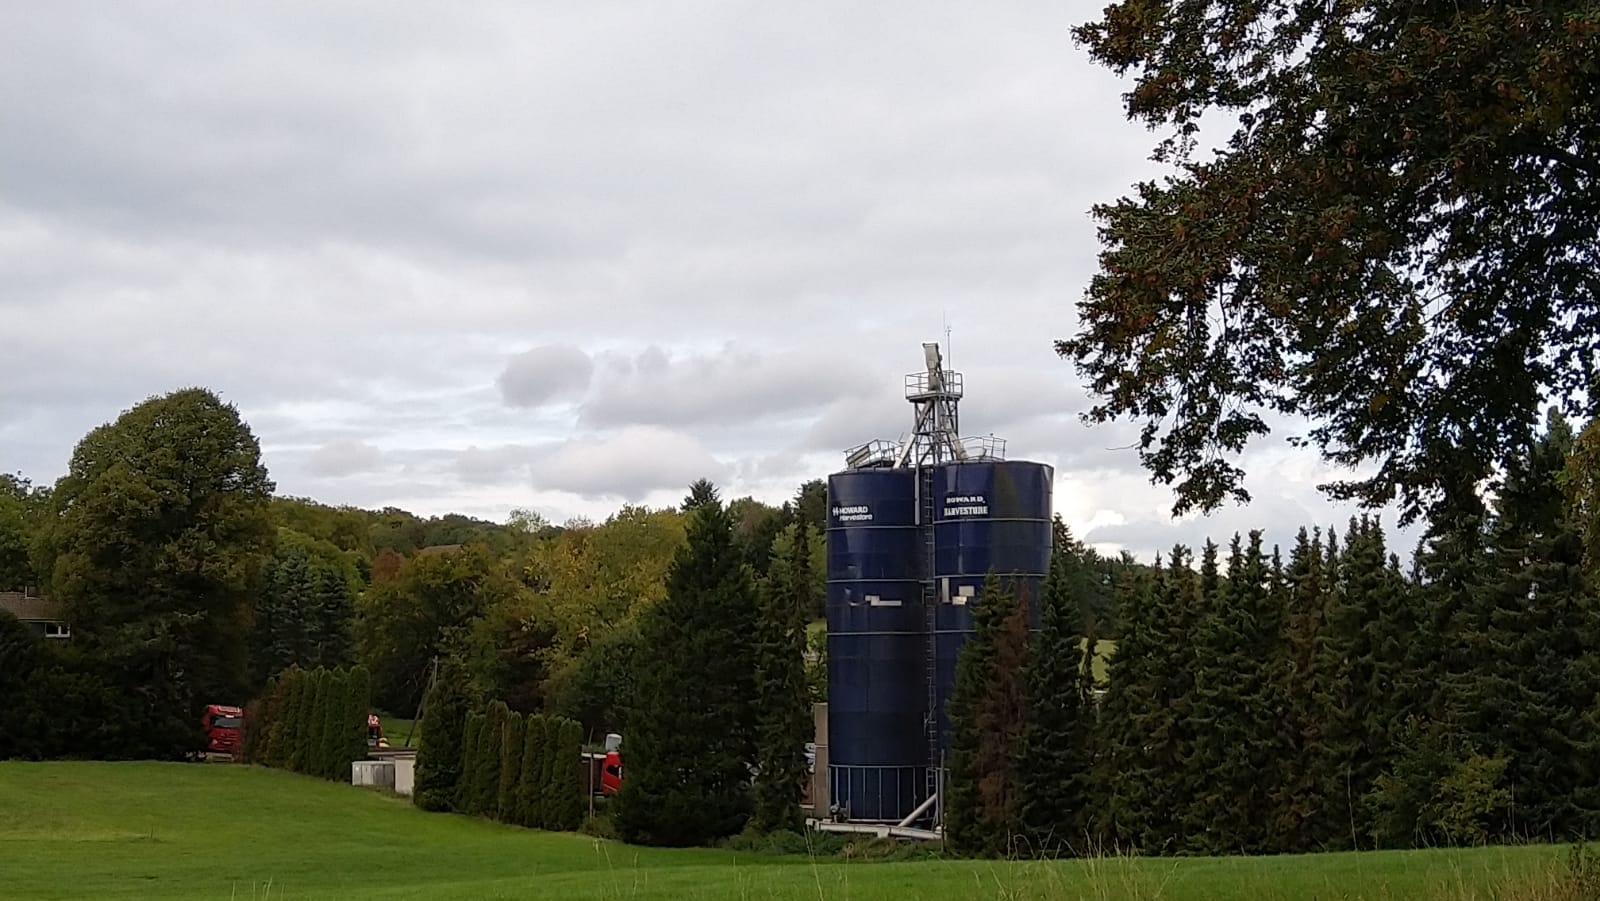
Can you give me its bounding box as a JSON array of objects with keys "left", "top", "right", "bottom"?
[{"left": 0, "top": 1, "right": 1420, "bottom": 562}]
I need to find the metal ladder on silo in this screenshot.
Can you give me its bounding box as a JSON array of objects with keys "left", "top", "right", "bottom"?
[{"left": 919, "top": 463, "right": 939, "bottom": 819}]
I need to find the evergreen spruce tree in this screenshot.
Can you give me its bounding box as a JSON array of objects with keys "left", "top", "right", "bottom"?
[
  {"left": 613, "top": 487, "right": 761, "bottom": 846},
  {"left": 413, "top": 662, "right": 469, "bottom": 812},
  {"left": 1455, "top": 411, "right": 1600, "bottom": 839},
  {"left": 1274, "top": 527, "right": 1331, "bottom": 852},
  {"left": 1018, "top": 517, "right": 1096, "bottom": 854},
  {"left": 314, "top": 565, "right": 355, "bottom": 669},
  {"left": 1312, "top": 517, "right": 1414, "bottom": 847},
  {"left": 750, "top": 521, "right": 811, "bottom": 835},
  {"left": 945, "top": 571, "right": 1031, "bottom": 856},
  {"left": 457, "top": 713, "right": 484, "bottom": 815},
  {"left": 516, "top": 714, "right": 545, "bottom": 827},
  {"left": 1173, "top": 539, "right": 1223, "bottom": 849},
  {"left": 497, "top": 712, "right": 525, "bottom": 823},
  {"left": 1095, "top": 556, "right": 1160, "bottom": 849},
  {"left": 1119, "top": 546, "right": 1202, "bottom": 853},
  {"left": 1186, "top": 531, "right": 1290, "bottom": 854}
]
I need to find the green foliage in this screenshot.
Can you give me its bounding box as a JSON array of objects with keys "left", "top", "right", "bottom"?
[
  {"left": 246, "top": 665, "right": 367, "bottom": 781},
  {"left": 1565, "top": 418, "right": 1600, "bottom": 572},
  {"left": 549, "top": 621, "right": 641, "bottom": 737},
  {"left": 250, "top": 532, "right": 358, "bottom": 689},
  {"left": 1186, "top": 531, "right": 1291, "bottom": 854},
  {"left": 537, "top": 715, "right": 562, "bottom": 829},
  {"left": 356, "top": 545, "right": 518, "bottom": 716},
  {"left": 1095, "top": 548, "right": 1201, "bottom": 852},
  {"left": 946, "top": 571, "right": 1031, "bottom": 857},
  {"left": 1019, "top": 518, "right": 1096, "bottom": 854},
  {"left": 497, "top": 712, "right": 525, "bottom": 823},
  {"left": 413, "top": 662, "right": 469, "bottom": 812},
  {"left": 1271, "top": 527, "right": 1327, "bottom": 849},
  {"left": 548, "top": 717, "right": 585, "bottom": 831},
  {"left": 471, "top": 701, "right": 507, "bottom": 818},
  {"left": 34, "top": 388, "right": 274, "bottom": 757},
  {"left": 517, "top": 504, "right": 687, "bottom": 664},
  {"left": 319, "top": 669, "right": 349, "bottom": 781},
  {"left": 1061, "top": 2, "right": 1600, "bottom": 523},
  {"left": 456, "top": 713, "right": 484, "bottom": 816},
  {"left": 347, "top": 666, "right": 372, "bottom": 775},
  {"left": 516, "top": 714, "right": 546, "bottom": 827},
  {"left": 749, "top": 520, "right": 812, "bottom": 835},
  {"left": 1447, "top": 411, "right": 1600, "bottom": 838},
  {"left": 614, "top": 488, "right": 761, "bottom": 846},
  {"left": 1368, "top": 722, "right": 1512, "bottom": 849},
  {"left": 0, "top": 473, "right": 49, "bottom": 592}
]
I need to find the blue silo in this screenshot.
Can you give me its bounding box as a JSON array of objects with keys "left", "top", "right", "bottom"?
[
  {"left": 824, "top": 344, "right": 1054, "bottom": 829},
  {"left": 824, "top": 466, "right": 929, "bottom": 822},
  {"left": 929, "top": 460, "right": 1054, "bottom": 754}
]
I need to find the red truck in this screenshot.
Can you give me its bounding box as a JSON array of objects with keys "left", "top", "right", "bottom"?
[
  {"left": 202, "top": 705, "right": 389, "bottom": 759},
  {"left": 203, "top": 704, "right": 244, "bottom": 756}
]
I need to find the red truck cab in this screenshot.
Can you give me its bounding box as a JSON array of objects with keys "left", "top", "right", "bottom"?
[
  {"left": 203, "top": 704, "right": 244, "bottom": 756},
  {"left": 601, "top": 749, "right": 623, "bottom": 795}
]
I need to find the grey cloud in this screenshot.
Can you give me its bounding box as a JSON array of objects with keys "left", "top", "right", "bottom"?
[
  {"left": 531, "top": 426, "right": 727, "bottom": 502},
  {"left": 454, "top": 444, "right": 534, "bottom": 486},
  {"left": 578, "top": 344, "right": 877, "bottom": 430},
  {"left": 497, "top": 346, "right": 593, "bottom": 408},
  {"left": 305, "top": 440, "right": 385, "bottom": 478}
]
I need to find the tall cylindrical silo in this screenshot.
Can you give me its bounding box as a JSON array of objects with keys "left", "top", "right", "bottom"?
[
  {"left": 930, "top": 460, "right": 1054, "bottom": 756},
  {"left": 825, "top": 467, "right": 928, "bottom": 822}
]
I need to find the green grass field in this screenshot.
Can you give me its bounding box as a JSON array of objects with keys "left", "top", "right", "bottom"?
[{"left": 0, "top": 761, "right": 1580, "bottom": 900}]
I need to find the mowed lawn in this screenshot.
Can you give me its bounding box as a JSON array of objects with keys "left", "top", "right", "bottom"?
[{"left": 0, "top": 761, "right": 1569, "bottom": 901}]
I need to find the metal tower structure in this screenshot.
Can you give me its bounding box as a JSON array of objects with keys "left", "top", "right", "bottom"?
[
  {"left": 896, "top": 343, "right": 967, "bottom": 468},
  {"left": 840, "top": 342, "right": 1005, "bottom": 472}
]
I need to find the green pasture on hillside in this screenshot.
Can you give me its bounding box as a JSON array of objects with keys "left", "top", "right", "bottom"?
[{"left": 0, "top": 761, "right": 1578, "bottom": 900}]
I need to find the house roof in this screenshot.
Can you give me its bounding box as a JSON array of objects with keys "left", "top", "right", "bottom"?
[{"left": 0, "top": 592, "right": 64, "bottom": 623}]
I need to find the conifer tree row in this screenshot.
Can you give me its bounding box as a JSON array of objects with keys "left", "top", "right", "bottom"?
[
  {"left": 405, "top": 660, "right": 586, "bottom": 831},
  {"left": 244, "top": 665, "right": 371, "bottom": 782},
  {"left": 943, "top": 412, "right": 1600, "bottom": 857}
]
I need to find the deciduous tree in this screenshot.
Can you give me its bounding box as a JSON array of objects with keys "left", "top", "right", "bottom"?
[
  {"left": 35, "top": 389, "right": 274, "bottom": 757},
  {"left": 1061, "top": 2, "right": 1600, "bottom": 523}
]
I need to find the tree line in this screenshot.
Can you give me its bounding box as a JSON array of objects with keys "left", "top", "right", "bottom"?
[
  {"left": 0, "top": 388, "right": 830, "bottom": 764},
  {"left": 409, "top": 664, "right": 587, "bottom": 831},
  {"left": 241, "top": 665, "right": 373, "bottom": 781},
  {"left": 947, "top": 411, "right": 1600, "bottom": 856}
]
